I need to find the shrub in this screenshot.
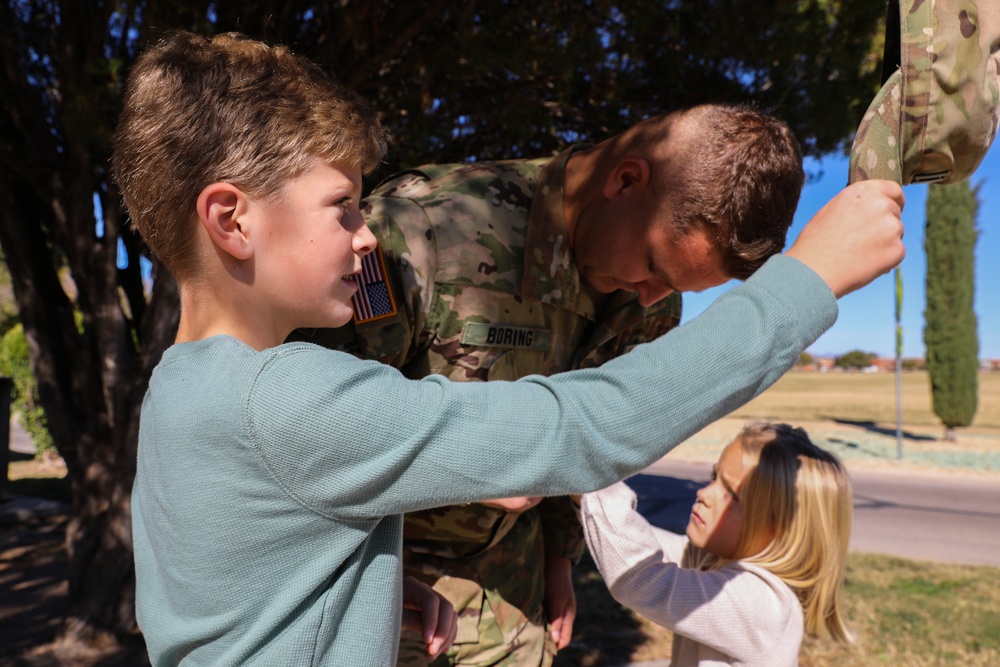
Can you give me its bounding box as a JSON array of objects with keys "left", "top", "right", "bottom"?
[{"left": 0, "top": 323, "right": 55, "bottom": 456}]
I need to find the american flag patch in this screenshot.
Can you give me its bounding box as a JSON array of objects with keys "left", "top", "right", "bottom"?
[{"left": 349, "top": 244, "right": 398, "bottom": 324}]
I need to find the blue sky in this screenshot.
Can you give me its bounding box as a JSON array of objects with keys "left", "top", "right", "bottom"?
[{"left": 681, "top": 141, "right": 1000, "bottom": 360}]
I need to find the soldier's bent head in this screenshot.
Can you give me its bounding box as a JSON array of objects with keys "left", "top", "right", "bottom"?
[{"left": 621, "top": 104, "right": 804, "bottom": 280}]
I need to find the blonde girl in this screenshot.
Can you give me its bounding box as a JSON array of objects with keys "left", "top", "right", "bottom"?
[{"left": 580, "top": 421, "right": 852, "bottom": 666}]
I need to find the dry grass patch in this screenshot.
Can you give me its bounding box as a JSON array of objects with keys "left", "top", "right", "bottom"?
[
  {"left": 5, "top": 455, "right": 70, "bottom": 503},
  {"left": 728, "top": 371, "right": 1000, "bottom": 431}
]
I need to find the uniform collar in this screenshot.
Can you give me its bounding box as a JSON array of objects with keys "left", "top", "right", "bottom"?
[{"left": 521, "top": 145, "right": 602, "bottom": 319}]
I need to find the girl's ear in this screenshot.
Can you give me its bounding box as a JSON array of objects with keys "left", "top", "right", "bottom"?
[
  {"left": 602, "top": 157, "right": 651, "bottom": 200},
  {"left": 196, "top": 183, "right": 253, "bottom": 260}
]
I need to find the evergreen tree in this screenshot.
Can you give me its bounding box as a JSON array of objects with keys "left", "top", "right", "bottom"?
[{"left": 923, "top": 180, "right": 980, "bottom": 441}]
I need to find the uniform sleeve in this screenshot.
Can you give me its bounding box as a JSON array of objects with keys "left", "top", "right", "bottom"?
[
  {"left": 538, "top": 496, "right": 586, "bottom": 562},
  {"left": 580, "top": 482, "right": 801, "bottom": 661}
]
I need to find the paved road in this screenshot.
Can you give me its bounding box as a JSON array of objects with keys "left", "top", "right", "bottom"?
[
  {"left": 9, "top": 419, "right": 1000, "bottom": 567},
  {"left": 8, "top": 418, "right": 33, "bottom": 455},
  {"left": 632, "top": 457, "right": 1000, "bottom": 568}
]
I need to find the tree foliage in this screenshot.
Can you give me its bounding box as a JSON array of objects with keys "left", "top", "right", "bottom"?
[
  {"left": 0, "top": 0, "right": 886, "bottom": 657},
  {"left": 0, "top": 323, "right": 55, "bottom": 454},
  {"left": 310, "top": 0, "right": 887, "bottom": 174},
  {"left": 0, "top": 250, "right": 16, "bottom": 334},
  {"left": 924, "top": 180, "right": 979, "bottom": 440},
  {"left": 835, "top": 349, "right": 877, "bottom": 370}
]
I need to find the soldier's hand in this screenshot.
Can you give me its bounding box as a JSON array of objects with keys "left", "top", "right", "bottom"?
[
  {"left": 478, "top": 496, "right": 544, "bottom": 512},
  {"left": 786, "top": 179, "right": 905, "bottom": 298},
  {"left": 401, "top": 576, "right": 457, "bottom": 659},
  {"left": 544, "top": 554, "right": 577, "bottom": 651}
]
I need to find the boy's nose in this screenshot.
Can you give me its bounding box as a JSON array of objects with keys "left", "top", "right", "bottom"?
[{"left": 354, "top": 222, "right": 377, "bottom": 256}]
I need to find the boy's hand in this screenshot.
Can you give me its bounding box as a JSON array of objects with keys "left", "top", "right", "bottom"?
[
  {"left": 479, "top": 496, "right": 544, "bottom": 512},
  {"left": 401, "top": 576, "right": 457, "bottom": 659},
  {"left": 786, "top": 179, "right": 906, "bottom": 298}
]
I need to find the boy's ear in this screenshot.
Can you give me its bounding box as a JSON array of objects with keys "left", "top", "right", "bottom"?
[
  {"left": 603, "top": 157, "right": 651, "bottom": 200},
  {"left": 196, "top": 183, "right": 253, "bottom": 260}
]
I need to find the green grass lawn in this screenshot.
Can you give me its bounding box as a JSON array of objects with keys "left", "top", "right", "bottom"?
[
  {"left": 557, "top": 551, "right": 1000, "bottom": 667},
  {"left": 805, "top": 553, "right": 1000, "bottom": 667}
]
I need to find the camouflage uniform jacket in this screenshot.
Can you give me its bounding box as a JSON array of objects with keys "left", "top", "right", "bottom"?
[{"left": 308, "top": 147, "right": 682, "bottom": 561}]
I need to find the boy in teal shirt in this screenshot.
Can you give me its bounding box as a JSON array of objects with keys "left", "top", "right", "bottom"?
[{"left": 114, "top": 30, "right": 905, "bottom": 666}]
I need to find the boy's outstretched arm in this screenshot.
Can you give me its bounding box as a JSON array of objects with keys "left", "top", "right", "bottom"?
[
  {"left": 786, "top": 179, "right": 906, "bottom": 298},
  {"left": 249, "top": 183, "right": 907, "bottom": 516},
  {"left": 401, "top": 576, "right": 458, "bottom": 659}
]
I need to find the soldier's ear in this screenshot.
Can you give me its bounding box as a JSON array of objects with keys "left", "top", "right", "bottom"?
[{"left": 603, "top": 157, "right": 650, "bottom": 200}]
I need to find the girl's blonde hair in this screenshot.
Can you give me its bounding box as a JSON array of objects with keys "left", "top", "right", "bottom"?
[{"left": 689, "top": 421, "right": 854, "bottom": 642}]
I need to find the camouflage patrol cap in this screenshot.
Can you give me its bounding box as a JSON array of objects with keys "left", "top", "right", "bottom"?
[{"left": 849, "top": 0, "right": 1000, "bottom": 185}]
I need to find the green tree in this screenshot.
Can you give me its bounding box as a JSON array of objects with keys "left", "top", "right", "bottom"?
[
  {"left": 924, "top": 180, "right": 979, "bottom": 442},
  {"left": 835, "top": 349, "right": 877, "bottom": 370},
  {"left": 0, "top": 1, "right": 886, "bottom": 658}
]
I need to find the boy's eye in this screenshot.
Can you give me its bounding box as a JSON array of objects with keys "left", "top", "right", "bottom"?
[{"left": 334, "top": 197, "right": 352, "bottom": 213}]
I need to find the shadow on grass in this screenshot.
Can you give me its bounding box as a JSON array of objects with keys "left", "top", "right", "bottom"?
[
  {"left": 4, "top": 476, "right": 71, "bottom": 504},
  {"left": 554, "top": 549, "right": 649, "bottom": 667},
  {"left": 830, "top": 419, "right": 937, "bottom": 442},
  {"left": 0, "top": 510, "right": 70, "bottom": 664},
  {"left": 628, "top": 473, "right": 702, "bottom": 534}
]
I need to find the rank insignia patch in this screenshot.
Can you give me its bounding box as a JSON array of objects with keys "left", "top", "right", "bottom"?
[{"left": 349, "top": 244, "right": 398, "bottom": 324}]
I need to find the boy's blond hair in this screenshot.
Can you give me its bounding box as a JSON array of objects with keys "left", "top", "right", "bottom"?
[
  {"left": 112, "top": 31, "right": 387, "bottom": 280},
  {"left": 688, "top": 421, "right": 854, "bottom": 643}
]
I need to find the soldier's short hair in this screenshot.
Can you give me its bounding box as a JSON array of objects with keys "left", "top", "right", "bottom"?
[
  {"left": 625, "top": 105, "right": 804, "bottom": 280},
  {"left": 113, "top": 31, "right": 387, "bottom": 280}
]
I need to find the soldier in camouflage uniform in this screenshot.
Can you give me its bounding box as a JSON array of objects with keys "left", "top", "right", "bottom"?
[{"left": 300, "top": 104, "right": 805, "bottom": 666}]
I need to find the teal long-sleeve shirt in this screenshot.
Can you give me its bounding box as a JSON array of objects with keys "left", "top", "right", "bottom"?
[{"left": 132, "top": 255, "right": 836, "bottom": 666}]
